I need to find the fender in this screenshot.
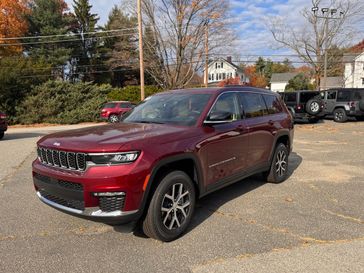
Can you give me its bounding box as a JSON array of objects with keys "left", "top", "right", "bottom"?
[
  {"left": 268, "top": 130, "right": 291, "bottom": 164},
  {"left": 138, "top": 153, "right": 205, "bottom": 215}
]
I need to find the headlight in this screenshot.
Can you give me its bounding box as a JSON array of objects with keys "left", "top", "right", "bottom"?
[{"left": 88, "top": 152, "right": 140, "bottom": 165}]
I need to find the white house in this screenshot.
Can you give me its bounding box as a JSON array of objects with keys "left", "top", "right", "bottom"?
[
  {"left": 343, "top": 52, "right": 364, "bottom": 88},
  {"left": 270, "top": 73, "right": 298, "bottom": 92},
  {"left": 204, "top": 57, "right": 249, "bottom": 85}
]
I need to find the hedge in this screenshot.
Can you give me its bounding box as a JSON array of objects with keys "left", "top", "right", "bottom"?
[{"left": 107, "top": 85, "right": 162, "bottom": 102}]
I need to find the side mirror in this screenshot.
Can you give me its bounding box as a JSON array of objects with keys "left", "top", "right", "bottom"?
[{"left": 204, "top": 111, "right": 233, "bottom": 125}]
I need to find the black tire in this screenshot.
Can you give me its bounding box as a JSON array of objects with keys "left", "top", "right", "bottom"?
[
  {"left": 359, "top": 100, "right": 364, "bottom": 112},
  {"left": 333, "top": 108, "right": 347, "bottom": 123},
  {"left": 305, "top": 99, "right": 321, "bottom": 115},
  {"left": 108, "top": 114, "right": 119, "bottom": 123},
  {"left": 264, "top": 143, "right": 289, "bottom": 183},
  {"left": 142, "top": 171, "right": 196, "bottom": 242},
  {"left": 0, "top": 132, "right": 4, "bottom": 140}
]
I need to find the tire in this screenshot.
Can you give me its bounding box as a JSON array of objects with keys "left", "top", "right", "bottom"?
[
  {"left": 0, "top": 132, "right": 4, "bottom": 140},
  {"left": 305, "top": 99, "right": 321, "bottom": 115},
  {"left": 264, "top": 143, "right": 289, "bottom": 183},
  {"left": 359, "top": 100, "right": 364, "bottom": 112},
  {"left": 108, "top": 114, "right": 119, "bottom": 123},
  {"left": 333, "top": 108, "right": 347, "bottom": 123},
  {"left": 142, "top": 171, "right": 196, "bottom": 242}
]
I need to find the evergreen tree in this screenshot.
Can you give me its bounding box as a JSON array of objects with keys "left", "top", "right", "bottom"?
[
  {"left": 72, "top": 0, "right": 101, "bottom": 82},
  {"left": 25, "top": 0, "right": 73, "bottom": 79}
]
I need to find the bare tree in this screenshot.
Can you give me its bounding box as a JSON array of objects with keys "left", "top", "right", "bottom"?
[
  {"left": 130, "top": 0, "right": 232, "bottom": 89},
  {"left": 268, "top": 0, "right": 364, "bottom": 88}
]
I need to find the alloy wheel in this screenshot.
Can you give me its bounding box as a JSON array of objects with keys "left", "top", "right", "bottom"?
[
  {"left": 109, "top": 115, "right": 119, "bottom": 123},
  {"left": 310, "top": 102, "right": 319, "bottom": 113},
  {"left": 161, "top": 183, "right": 191, "bottom": 230},
  {"left": 275, "top": 150, "right": 287, "bottom": 177}
]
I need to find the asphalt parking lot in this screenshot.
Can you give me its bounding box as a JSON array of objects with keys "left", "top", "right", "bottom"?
[{"left": 0, "top": 121, "right": 363, "bottom": 273}]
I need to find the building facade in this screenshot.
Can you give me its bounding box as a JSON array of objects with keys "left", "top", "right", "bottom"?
[
  {"left": 204, "top": 57, "right": 249, "bottom": 85},
  {"left": 343, "top": 52, "right": 364, "bottom": 88}
]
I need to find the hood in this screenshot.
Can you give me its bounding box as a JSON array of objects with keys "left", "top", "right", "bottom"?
[{"left": 38, "top": 123, "right": 193, "bottom": 153}]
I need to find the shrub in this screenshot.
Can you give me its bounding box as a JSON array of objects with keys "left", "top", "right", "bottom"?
[
  {"left": 15, "top": 81, "right": 116, "bottom": 124},
  {"left": 107, "top": 85, "right": 162, "bottom": 102}
]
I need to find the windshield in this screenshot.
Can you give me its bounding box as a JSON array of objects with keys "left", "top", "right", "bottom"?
[{"left": 122, "top": 93, "right": 211, "bottom": 126}]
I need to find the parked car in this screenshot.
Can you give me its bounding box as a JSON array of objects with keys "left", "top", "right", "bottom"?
[
  {"left": 32, "top": 87, "right": 294, "bottom": 241},
  {"left": 320, "top": 88, "right": 364, "bottom": 122},
  {"left": 100, "top": 101, "right": 135, "bottom": 123},
  {"left": 279, "top": 90, "right": 323, "bottom": 123},
  {"left": 0, "top": 112, "right": 7, "bottom": 140}
]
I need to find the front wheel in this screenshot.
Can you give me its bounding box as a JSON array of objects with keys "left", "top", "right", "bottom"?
[
  {"left": 142, "top": 171, "right": 196, "bottom": 242},
  {"left": 108, "top": 114, "right": 119, "bottom": 123},
  {"left": 333, "top": 108, "right": 347, "bottom": 123},
  {"left": 264, "top": 143, "right": 289, "bottom": 183}
]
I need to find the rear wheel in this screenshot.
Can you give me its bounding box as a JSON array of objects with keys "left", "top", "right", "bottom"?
[
  {"left": 264, "top": 143, "right": 289, "bottom": 183},
  {"left": 333, "top": 108, "right": 347, "bottom": 123},
  {"left": 108, "top": 114, "right": 119, "bottom": 123},
  {"left": 142, "top": 171, "right": 196, "bottom": 242}
]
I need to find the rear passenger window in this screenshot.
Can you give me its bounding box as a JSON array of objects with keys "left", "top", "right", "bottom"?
[
  {"left": 263, "top": 95, "right": 283, "bottom": 114},
  {"left": 337, "top": 91, "right": 351, "bottom": 101},
  {"left": 326, "top": 91, "right": 337, "bottom": 100},
  {"left": 239, "top": 93, "right": 268, "bottom": 118},
  {"left": 284, "top": 93, "right": 296, "bottom": 103}
]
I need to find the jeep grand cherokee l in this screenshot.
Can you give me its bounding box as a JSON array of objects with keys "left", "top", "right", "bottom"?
[{"left": 33, "top": 87, "right": 294, "bottom": 241}]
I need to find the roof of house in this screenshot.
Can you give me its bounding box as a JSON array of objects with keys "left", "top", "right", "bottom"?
[
  {"left": 271, "top": 72, "right": 298, "bottom": 83},
  {"left": 207, "top": 58, "right": 243, "bottom": 72},
  {"left": 319, "top": 77, "right": 344, "bottom": 89},
  {"left": 342, "top": 52, "right": 362, "bottom": 63}
]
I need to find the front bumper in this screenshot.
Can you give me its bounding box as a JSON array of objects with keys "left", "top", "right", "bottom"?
[{"left": 32, "top": 158, "right": 149, "bottom": 224}]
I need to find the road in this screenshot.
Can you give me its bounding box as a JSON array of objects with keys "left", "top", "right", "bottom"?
[{"left": 0, "top": 121, "right": 363, "bottom": 273}]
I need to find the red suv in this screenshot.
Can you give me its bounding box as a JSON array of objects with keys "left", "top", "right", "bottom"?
[
  {"left": 33, "top": 87, "right": 294, "bottom": 241},
  {"left": 100, "top": 101, "right": 135, "bottom": 123},
  {"left": 0, "top": 112, "right": 7, "bottom": 140}
]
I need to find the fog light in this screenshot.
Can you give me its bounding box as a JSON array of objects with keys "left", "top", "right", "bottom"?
[{"left": 92, "top": 192, "right": 125, "bottom": 197}]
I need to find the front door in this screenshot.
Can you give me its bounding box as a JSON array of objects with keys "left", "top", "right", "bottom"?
[{"left": 324, "top": 90, "right": 337, "bottom": 114}]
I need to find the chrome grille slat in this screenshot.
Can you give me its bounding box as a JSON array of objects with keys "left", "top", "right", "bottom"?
[{"left": 37, "top": 147, "right": 86, "bottom": 171}]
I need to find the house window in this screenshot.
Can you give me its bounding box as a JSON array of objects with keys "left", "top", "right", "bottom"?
[
  {"left": 221, "top": 62, "right": 224, "bottom": 69},
  {"left": 208, "top": 74, "right": 211, "bottom": 81},
  {"left": 212, "top": 74, "right": 214, "bottom": 81},
  {"left": 215, "top": 63, "right": 217, "bottom": 69},
  {"left": 223, "top": 73, "right": 226, "bottom": 80},
  {"left": 362, "top": 78, "right": 364, "bottom": 86}
]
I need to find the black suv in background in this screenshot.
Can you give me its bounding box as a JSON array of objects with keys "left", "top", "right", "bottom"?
[
  {"left": 279, "top": 91, "right": 323, "bottom": 123},
  {"left": 321, "top": 88, "right": 364, "bottom": 122}
]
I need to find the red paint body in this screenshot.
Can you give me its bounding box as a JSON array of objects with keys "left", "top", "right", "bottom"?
[
  {"left": 32, "top": 87, "right": 294, "bottom": 224},
  {"left": 100, "top": 101, "right": 135, "bottom": 120}
]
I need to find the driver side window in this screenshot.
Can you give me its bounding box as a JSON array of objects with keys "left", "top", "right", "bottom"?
[{"left": 208, "top": 93, "right": 239, "bottom": 121}]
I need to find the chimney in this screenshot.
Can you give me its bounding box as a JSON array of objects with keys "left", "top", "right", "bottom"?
[{"left": 227, "top": 56, "right": 232, "bottom": 64}]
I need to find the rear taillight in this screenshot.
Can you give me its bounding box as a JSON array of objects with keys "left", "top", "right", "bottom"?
[
  {"left": 101, "top": 109, "right": 106, "bottom": 113},
  {"left": 296, "top": 104, "right": 302, "bottom": 110},
  {"left": 0, "top": 114, "right": 6, "bottom": 119}
]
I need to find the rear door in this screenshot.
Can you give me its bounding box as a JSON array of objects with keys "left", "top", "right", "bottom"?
[{"left": 238, "top": 92, "right": 274, "bottom": 169}]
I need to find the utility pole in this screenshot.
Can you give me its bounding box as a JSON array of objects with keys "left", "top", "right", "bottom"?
[
  {"left": 312, "top": 6, "right": 343, "bottom": 91},
  {"left": 204, "top": 21, "right": 209, "bottom": 88},
  {"left": 137, "top": 0, "right": 145, "bottom": 100}
]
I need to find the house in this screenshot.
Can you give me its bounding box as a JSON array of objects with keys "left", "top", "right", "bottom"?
[
  {"left": 343, "top": 52, "right": 364, "bottom": 88},
  {"left": 270, "top": 72, "right": 298, "bottom": 92},
  {"left": 319, "top": 76, "right": 344, "bottom": 90},
  {"left": 204, "top": 57, "right": 249, "bottom": 85}
]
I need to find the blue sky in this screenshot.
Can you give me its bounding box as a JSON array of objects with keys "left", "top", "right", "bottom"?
[{"left": 65, "top": 0, "right": 364, "bottom": 63}]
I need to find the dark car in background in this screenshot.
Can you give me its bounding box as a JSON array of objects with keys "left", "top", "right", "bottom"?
[
  {"left": 279, "top": 90, "right": 323, "bottom": 123},
  {"left": 32, "top": 87, "right": 294, "bottom": 241},
  {"left": 100, "top": 101, "right": 135, "bottom": 123},
  {"left": 320, "top": 88, "right": 364, "bottom": 122},
  {"left": 0, "top": 112, "right": 7, "bottom": 140}
]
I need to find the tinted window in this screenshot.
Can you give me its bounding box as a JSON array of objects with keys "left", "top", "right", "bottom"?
[
  {"left": 120, "top": 103, "right": 131, "bottom": 108},
  {"left": 299, "top": 92, "right": 320, "bottom": 103},
  {"left": 326, "top": 91, "right": 337, "bottom": 100},
  {"left": 284, "top": 93, "right": 296, "bottom": 103},
  {"left": 123, "top": 93, "right": 211, "bottom": 126},
  {"left": 353, "top": 90, "right": 364, "bottom": 100},
  {"left": 337, "top": 90, "right": 351, "bottom": 101},
  {"left": 209, "top": 93, "right": 239, "bottom": 121},
  {"left": 263, "top": 95, "right": 283, "bottom": 114},
  {"left": 239, "top": 93, "right": 268, "bottom": 118},
  {"left": 103, "top": 103, "right": 117, "bottom": 109}
]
